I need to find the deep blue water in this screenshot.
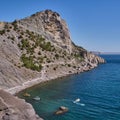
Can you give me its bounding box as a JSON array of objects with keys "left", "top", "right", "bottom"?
[{"left": 18, "top": 55, "right": 120, "bottom": 120}]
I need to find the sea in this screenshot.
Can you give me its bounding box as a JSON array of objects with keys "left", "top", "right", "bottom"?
[{"left": 18, "top": 55, "right": 120, "bottom": 120}]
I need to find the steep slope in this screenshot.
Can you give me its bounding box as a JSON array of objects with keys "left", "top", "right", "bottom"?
[
  {"left": 17, "top": 10, "right": 72, "bottom": 53},
  {"left": 0, "top": 90, "right": 43, "bottom": 120},
  {"left": 0, "top": 10, "right": 105, "bottom": 93}
]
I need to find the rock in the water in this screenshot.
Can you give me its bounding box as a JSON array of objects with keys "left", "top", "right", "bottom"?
[
  {"left": 55, "top": 106, "right": 68, "bottom": 115},
  {"left": 23, "top": 92, "right": 31, "bottom": 97}
]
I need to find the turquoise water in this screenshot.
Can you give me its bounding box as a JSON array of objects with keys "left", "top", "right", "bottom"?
[{"left": 18, "top": 55, "right": 120, "bottom": 120}]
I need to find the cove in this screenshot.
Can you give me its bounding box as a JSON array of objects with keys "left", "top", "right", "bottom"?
[{"left": 18, "top": 55, "right": 120, "bottom": 120}]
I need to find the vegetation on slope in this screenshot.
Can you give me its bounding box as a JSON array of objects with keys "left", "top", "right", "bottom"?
[{"left": 0, "top": 22, "right": 84, "bottom": 72}]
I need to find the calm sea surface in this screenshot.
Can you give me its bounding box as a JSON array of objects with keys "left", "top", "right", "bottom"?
[{"left": 18, "top": 55, "right": 120, "bottom": 120}]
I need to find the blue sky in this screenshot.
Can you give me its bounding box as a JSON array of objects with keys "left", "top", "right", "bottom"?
[{"left": 0, "top": 0, "right": 120, "bottom": 52}]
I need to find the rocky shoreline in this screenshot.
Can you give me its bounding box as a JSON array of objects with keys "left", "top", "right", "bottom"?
[
  {"left": 0, "top": 89, "right": 43, "bottom": 120},
  {"left": 6, "top": 57, "right": 104, "bottom": 95},
  {"left": 0, "top": 59, "right": 104, "bottom": 120},
  {"left": 0, "top": 10, "right": 105, "bottom": 120}
]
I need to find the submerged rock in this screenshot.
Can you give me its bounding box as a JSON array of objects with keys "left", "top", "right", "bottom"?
[
  {"left": 55, "top": 106, "right": 68, "bottom": 115},
  {"left": 23, "top": 93, "right": 31, "bottom": 97}
]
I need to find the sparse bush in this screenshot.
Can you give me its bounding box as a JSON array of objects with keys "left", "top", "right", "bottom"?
[
  {"left": 21, "top": 54, "right": 42, "bottom": 72},
  {"left": 53, "top": 67, "right": 56, "bottom": 71},
  {"left": 7, "top": 36, "right": 11, "bottom": 39},
  {"left": 74, "top": 53, "right": 84, "bottom": 62},
  {"left": 0, "top": 30, "right": 5, "bottom": 35},
  {"left": 6, "top": 29, "right": 10, "bottom": 32},
  {"left": 67, "top": 64, "right": 71, "bottom": 67},
  {"left": 11, "top": 37, "right": 15, "bottom": 41},
  {"left": 9, "top": 26, "right": 12, "bottom": 29},
  {"left": 38, "top": 51, "right": 41, "bottom": 55},
  {"left": 12, "top": 20, "right": 18, "bottom": 31},
  {"left": 73, "top": 66, "right": 76, "bottom": 69},
  {"left": 18, "top": 35, "right": 23, "bottom": 39},
  {"left": 21, "top": 39, "right": 30, "bottom": 49},
  {"left": 38, "top": 57, "right": 44, "bottom": 63},
  {"left": 55, "top": 54, "right": 59, "bottom": 59},
  {"left": 4, "top": 24, "right": 9, "bottom": 29}
]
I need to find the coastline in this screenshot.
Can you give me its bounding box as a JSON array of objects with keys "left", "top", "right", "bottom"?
[
  {"left": 1, "top": 58, "right": 105, "bottom": 120},
  {"left": 6, "top": 63, "right": 99, "bottom": 95}
]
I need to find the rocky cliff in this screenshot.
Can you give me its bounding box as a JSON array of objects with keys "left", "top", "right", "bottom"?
[
  {"left": 0, "top": 90, "right": 43, "bottom": 120},
  {"left": 17, "top": 10, "right": 72, "bottom": 53},
  {"left": 0, "top": 10, "right": 105, "bottom": 92},
  {"left": 0, "top": 9, "right": 105, "bottom": 120}
]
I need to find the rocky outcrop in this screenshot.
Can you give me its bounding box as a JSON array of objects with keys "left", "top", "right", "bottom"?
[
  {"left": 17, "top": 10, "right": 72, "bottom": 53},
  {"left": 55, "top": 106, "right": 68, "bottom": 115},
  {"left": 0, "top": 90, "right": 43, "bottom": 120}
]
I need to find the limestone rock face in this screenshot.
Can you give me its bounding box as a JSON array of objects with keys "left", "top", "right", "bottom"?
[
  {"left": 18, "top": 10, "right": 72, "bottom": 53},
  {"left": 0, "top": 90, "right": 43, "bottom": 120}
]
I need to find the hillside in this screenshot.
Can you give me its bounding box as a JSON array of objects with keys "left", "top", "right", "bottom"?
[{"left": 0, "top": 10, "right": 105, "bottom": 93}]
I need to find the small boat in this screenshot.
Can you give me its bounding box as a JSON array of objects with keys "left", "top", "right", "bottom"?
[
  {"left": 73, "top": 98, "right": 80, "bottom": 103},
  {"left": 33, "top": 96, "right": 40, "bottom": 101},
  {"left": 23, "top": 93, "right": 30, "bottom": 97}
]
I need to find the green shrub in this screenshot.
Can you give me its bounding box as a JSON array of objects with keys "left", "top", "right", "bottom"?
[
  {"left": 21, "top": 39, "right": 29, "bottom": 48},
  {"left": 74, "top": 53, "right": 84, "bottom": 61},
  {"left": 38, "top": 57, "right": 44, "bottom": 63},
  {"left": 18, "top": 35, "right": 23, "bottom": 39},
  {"left": 0, "top": 30, "right": 5, "bottom": 35},
  {"left": 21, "top": 54, "right": 42, "bottom": 72},
  {"left": 53, "top": 67, "right": 56, "bottom": 71},
  {"left": 4, "top": 24, "right": 9, "bottom": 29},
  {"left": 12, "top": 20, "right": 18, "bottom": 31},
  {"left": 55, "top": 54, "right": 59, "bottom": 59},
  {"left": 67, "top": 64, "right": 71, "bottom": 67},
  {"left": 38, "top": 51, "right": 41, "bottom": 55},
  {"left": 6, "top": 29, "right": 10, "bottom": 32}
]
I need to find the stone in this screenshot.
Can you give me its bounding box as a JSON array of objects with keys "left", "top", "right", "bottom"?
[
  {"left": 23, "top": 93, "right": 31, "bottom": 97},
  {"left": 55, "top": 106, "right": 68, "bottom": 115}
]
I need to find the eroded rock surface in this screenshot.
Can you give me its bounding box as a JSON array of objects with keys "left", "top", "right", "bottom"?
[{"left": 0, "top": 90, "right": 43, "bottom": 120}]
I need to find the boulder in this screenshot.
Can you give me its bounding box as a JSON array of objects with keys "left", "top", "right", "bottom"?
[{"left": 55, "top": 106, "right": 68, "bottom": 115}]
